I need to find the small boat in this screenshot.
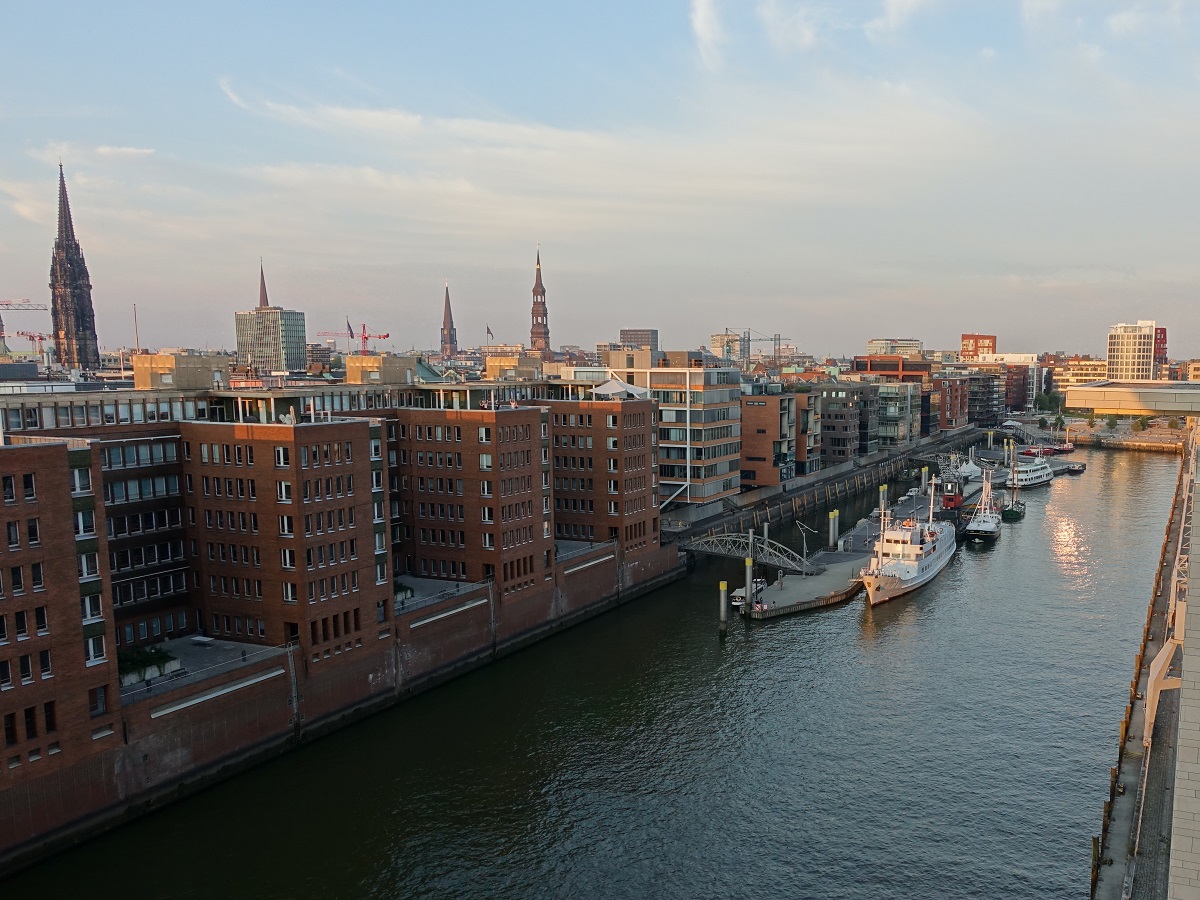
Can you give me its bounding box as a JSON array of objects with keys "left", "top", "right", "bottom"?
[
  {"left": 860, "top": 481, "right": 957, "bottom": 607},
  {"left": 1065, "top": 462, "right": 1086, "bottom": 475},
  {"left": 1050, "top": 442, "right": 1075, "bottom": 454},
  {"left": 1019, "top": 446, "right": 1055, "bottom": 457},
  {"left": 964, "top": 473, "right": 1002, "bottom": 542},
  {"left": 730, "top": 578, "right": 767, "bottom": 607},
  {"left": 1001, "top": 437, "right": 1026, "bottom": 521}
]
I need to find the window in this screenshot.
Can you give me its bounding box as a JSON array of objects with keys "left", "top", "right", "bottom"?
[
  {"left": 85, "top": 635, "right": 106, "bottom": 665},
  {"left": 88, "top": 686, "right": 108, "bottom": 716},
  {"left": 81, "top": 594, "right": 102, "bottom": 622},
  {"left": 1, "top": 476, "right": 12, "bottom": 503},
  {"left": 482, "top": 532, "right": 495, "bottom": 549},
  {"left": 478, "top": 427, "right": 491, "bottom": 443},
  {"left": 480, "top": 453, "right": 493, "bottom": 471},
  {"left": 39, "top": 649, "right": 51, "bottom": 677},
  {"left": 31, "top": 563, "right": 43, "bottom": 590},
  {"left": 276, "top": 481, "right": 292, "bottom": 502},
  {"left": 0, "top": 661, "right": 9, "bottom": 690},
  {"left": 71, "top": 467, "right": 92, "bottom": 494},
  {"left": 481, "top": 506, "right": 494, "bottom": 523},
  {"left": 3, "top": 712, "right": 15, "bottom": 745},
  {"left": 43, "top": 701, "right": 56, "bottom": 733},
  {"left": 25, "top": 518, "right": 38, "bottom": 545},
  {"left": 74, "top": 509, "right": 95, "bottom": 537},
  {"left": 281, "top": 548, "right": 296, "bottom": 569},
  {"left": 34, "top": 606, "right": 47, "bottom": 633},
  {"left": 22, "top": 473, "right": 35, "bottom": 501},
  {"left": 11, "top": 567, "right": 23, "bottom": 594},
  {"left": 78, "top": 552, "right": 99, "bottom": 580},
  {"left": 275, "top": 446, "right": 290, "bottom": 468},
  {"left": 5, "top": 522, "right": 16, "bottom": 548},
  {"left": 279, "top": 515, "right": 294, "bottom": 536},
  {"left": 282, "top": 582, "right": 298, "bottom": 604}
]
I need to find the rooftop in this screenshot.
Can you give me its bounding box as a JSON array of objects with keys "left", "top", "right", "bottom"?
[{"left": 119, "top": 636, "right": 289, "bottom": 706}]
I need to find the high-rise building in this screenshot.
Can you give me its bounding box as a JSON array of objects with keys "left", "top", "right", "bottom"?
[
  {"left": 710, "top": 331, "right": 746, "bottom": 363},
  {"left": 234, "top": 266, "right": 307, "bottom": 373},
  {"left": 49, "top": 167, "right": 101, "bottom": 370},
  {"left": 960, "top": 334, "right": 996, "bottom": 362},
  {"left": 529, "top": 251, "right": 550, "bottom": 358},
  {"left": 619, "top": 328, "right": 659, "bottom": 351},
  {"left": 440, "top": 283, "right": 458, "bottom": 358},
  {"left": 1107, "top": 321, "right": 1160, "bottom": 380},
  {"left": 866, "top": 338, "right": 923, "bottom": 358}
]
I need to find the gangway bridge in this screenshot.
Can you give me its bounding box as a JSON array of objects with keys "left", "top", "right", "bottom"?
[{"left": 684, "top": 532, "right": 826, "bottom": 576}]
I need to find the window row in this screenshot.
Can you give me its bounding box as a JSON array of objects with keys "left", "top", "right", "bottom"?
[
  {"left": 107, "top": 507, "right": 181, "bottom": 539},
  {"left": 418, "top": 502, "right": 464, "bottom": 522},
  {"left": 418, "top": 557, "right": 468, "bottom": 579},
  {"left": 4, "top": 517, "right": 39, "bottom": 548},
  {"left": 112, "top": 570, "right": 188, "bottom": 606},
  {"left": 309, "top": 607, "right": 361, "bottom": 645},
  {"left": 2, "top": 397, "right": 208, "bottom": 430},
  {"left": 1, "top": 474, "right": 36, "bottom": 503},
  {"left": 411, "top": 450, "right": 464, "bottom": 469},
  {"left": 306, "top": 571, "right": 360, "bottom": 603},
  {"left": 419, "top": 528, "right": 466, "bottom": 548},
  {"left": 192, "top": 442, "right": 255, "bottom": 466},
  {"left": 195, "top": 475, "right": 257, "bottom": 500},
  {"left": 100, "top": 441, "right": 178, "bottom": 469},
  {"left": 115, "top": 610, "right": 189, "bottom": 645},
  {"left": 0, "top": 649, "right": 53, "bottom": 688},
  {"left": 300, "top": 474, "right": 354, "bottom": 502},
  {"left": 0, "top": 563, "right": 47, "bottom": 595},
  {"left": 109, "top": 540, "right": 185, "bottom": 573},
  {"left": 2, "top": 701, "right": 55, "bottom": 748},
  {"left": 210, "top": 613, "right": 266, "bottom": 639},
  {"left": 556, "top": 498, "right": 597, "bottom": 514},
  {"left": 0, "top": 606, "right": 49, "bottom": 643},
  {"left": 201, "top": 508, "right": 260, "bottom": 533},
  {"left": 102, "top": 475, "right": 181, "bottom": 504},
  {"left": 556, "top": 522, "right": 597, "bottom": 540},
  {"left": 208, "top": 575, "right": 264, "bottom": 599},
  {"left": 206, "top": 543, "right": 261, "bottom": 567}
]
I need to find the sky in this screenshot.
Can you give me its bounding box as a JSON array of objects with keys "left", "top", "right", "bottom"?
[{"left": 1, "top": 0, "right": 1199, "bottom": 359}]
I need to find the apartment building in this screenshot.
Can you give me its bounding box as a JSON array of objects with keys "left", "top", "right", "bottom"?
[
  {"left": 739, "top": 384, "right": 796, "bottom": 487},
  {"left": 877, "top": 382, "right": 921, "bottom": 449},
  {"left": 1, "top": 439, "right": 119, "bottom": 780},
  {"left": 935, "top": 376, "right": 971, "bottom": 431},
  {"left": 817, "top": 383, "right": 868, "bottom": 463},
  {"left": 794, "top": 391, "right": 821, "bottom": 476}
]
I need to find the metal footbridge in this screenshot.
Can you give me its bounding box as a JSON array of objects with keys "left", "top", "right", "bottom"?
[{"left": 684, "top": 533, "right": 826, "bottom": 575}]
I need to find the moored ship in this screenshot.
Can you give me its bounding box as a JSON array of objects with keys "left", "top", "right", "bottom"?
[
  {"left": 1006, "top": 456, "right": 1054, "bottom": 488},
  {"left": 860, "top": 487, "right": 957, "bottom": 607},
  {"left": 964, "top": 472, "right": 1002, "bottom": 541}
]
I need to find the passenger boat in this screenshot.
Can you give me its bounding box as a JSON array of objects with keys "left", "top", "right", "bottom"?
[
  {"left": 860, "top": 484, "right": 957, "bottom": 607},
  {"left": 964, "top": 473, "right": 1002, "bottom": 542},
  {"left": 1006, "top": 456, "right": 1054, "bottom": 488},
  {"left": 1019, "top": 446, "right": 1055, "bottom": 457}
]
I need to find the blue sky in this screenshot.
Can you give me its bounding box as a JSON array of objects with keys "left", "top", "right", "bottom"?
[{"left": 2, "top": 1, "right": 1199, "bottom": 357}]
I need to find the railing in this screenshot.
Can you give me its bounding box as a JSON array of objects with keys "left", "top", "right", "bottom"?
[{"left": 393, "top": 579, "right": 491, "bottom": 615}]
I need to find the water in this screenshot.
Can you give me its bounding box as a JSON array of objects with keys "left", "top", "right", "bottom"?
[{"left": 5, "top": 448, "right": 1178, "bottom": 899}]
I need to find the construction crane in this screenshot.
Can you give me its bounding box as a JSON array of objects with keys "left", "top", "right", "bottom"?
[
  {"left": 719, "top": 328, "right": 793, "bottom": 369},
  {"left": 0, "top": 299, "right": 49, "bottom": 311},
  {"left": 316, "top": 323, "right": 391, "bottom": 356},
  {"left": 16, "top": 331, "right": 51, "bottom": 356}
]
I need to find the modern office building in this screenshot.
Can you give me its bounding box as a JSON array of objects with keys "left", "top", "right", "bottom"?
[
  {"left": 1107, "top": 321, "right": 1161, "bottom": 381},
  {"left": 234, "top": 267, "right": 307, "bottom": 374},
  {"left": 619, "top": 329, "right": 659, "bottom": 351},
  {"left": 866, "top": 338, "right": 923, "bottom": 358},
  {"left": 877, "top": 382, "right": 922, "bottom": 448}
]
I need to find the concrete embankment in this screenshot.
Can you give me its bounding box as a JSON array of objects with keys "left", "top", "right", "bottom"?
[{"left": 1092, "top": 446, "right": 1188, "bottom": 899}]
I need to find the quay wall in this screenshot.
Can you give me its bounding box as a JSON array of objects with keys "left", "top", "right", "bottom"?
[{"left": 0, "top": 541, "right": 686, "bottom": 878}]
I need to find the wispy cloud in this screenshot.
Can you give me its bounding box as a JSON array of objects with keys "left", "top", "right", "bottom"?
[
  {"left": 865, "top": 0, "right": 935, "bottom": 40},
  {"left": 757, "top": 0, "right": 818, "bottom": 52},
  {"left": 979, "top": 47, "right": 997, "bottom": 60},
  {"left": 95, "top": 146, "right": 155, "bottom": 157},
  {"left": 1020, "top": 0, "right": 1062, "bottom": 26},
  {"left": 690, "top": 0, "right": 725, "bottom": 70},
  {"left": 1107, "top": 2, "right": 1184, "bottom": 37}
]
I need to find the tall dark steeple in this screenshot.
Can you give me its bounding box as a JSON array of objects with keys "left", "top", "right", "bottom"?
[
  {"left": 259, "top": 262, "right": 270, "bottom": 308},
  {"left": 49, "top": 166, "right": 101, "bottom": 370},
  {"left": 529, "top": 248, "right": 550, "bottom": 358},
  {"left": 440, "top": 281, "right": 458, "bottom": 358}
]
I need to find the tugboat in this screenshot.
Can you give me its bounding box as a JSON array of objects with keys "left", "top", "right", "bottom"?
[{"left": 860, "top": 480, "right": 957, "bottom": 607}]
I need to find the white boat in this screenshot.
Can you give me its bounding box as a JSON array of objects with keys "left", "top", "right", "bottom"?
[
  {"left": 860, "top": 486, "right": 957, "bottom": 607},
  {"left": 964, "top": 473, "right": 1001, "bottom": 542},
  {"left": 730, "top": 578, "right": 767, "bottom": 607},
  {"left": 1005, "top": 457, "right": 1054, "bottom": 488}
]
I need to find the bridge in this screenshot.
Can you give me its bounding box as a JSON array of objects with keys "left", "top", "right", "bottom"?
[{"left": 684, "top": 533, "right": 826, "bottom": 575}]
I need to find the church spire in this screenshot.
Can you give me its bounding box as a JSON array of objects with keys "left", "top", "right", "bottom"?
[
  {"left": 529, "top": 247, "right": 550, "bottom": 358},
  {"left": 49, "top": 166, "right": 100, "bottom": 370},
  {"left": 57, "top": 164, "right": 77, "bottom": 246},
  {"left": 440, "top": 281, "right": 458, "bottom": 358},
  {"left": 258, "top": 262, "right": 270, "bottom": 308}
]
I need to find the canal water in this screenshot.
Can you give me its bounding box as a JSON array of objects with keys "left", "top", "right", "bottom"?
[{"left": 6, "top": 448, "right": 1179, "bottom": 899}]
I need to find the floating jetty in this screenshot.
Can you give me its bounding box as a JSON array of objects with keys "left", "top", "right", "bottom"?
[{"left": 742, "top": 553, "right": 869, "bottom": 619}]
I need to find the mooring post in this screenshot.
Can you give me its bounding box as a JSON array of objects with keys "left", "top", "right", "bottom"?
[
  {"left": 719, "top": 580, "right": 728, "bottom": 639},
  {"left": 745, "top": 553, "right": 754, "bottom": 624},
  {"left": 878, "top": 483, "right": 888, "bottom": 519},
  {"left": 828, "top": 509, "right": 839, "bottom": 548},
  {"left": 921, "top": 466, "right": 929, "bottom": 495}
]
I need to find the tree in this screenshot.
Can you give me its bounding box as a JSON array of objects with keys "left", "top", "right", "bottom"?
[
  {"left": 1038, "top": 416, "right": 1049, "bottom": 429},
  {"left": 1106, "top": 414, "right": 1119, "bottom": 430},
  {"left": 1087, "top": 413, "right": 1096, "bottom": 427},
  {"left": 1033, "top": 392, "right": 1049, "bottom": 412},
  {"left": 1131, "top": 417, "right": 1145, "bottom": 433},
  {"left": 1053, "top": 414, "right": 1065, "bottom": 430},
  {"left": 1169, "top": 417, "right": 1181, "bottom": 430}
]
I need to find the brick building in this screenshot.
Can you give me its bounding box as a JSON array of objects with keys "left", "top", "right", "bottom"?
[{"left": 739, "top": 385, "right": 796, "bottom": 487}]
